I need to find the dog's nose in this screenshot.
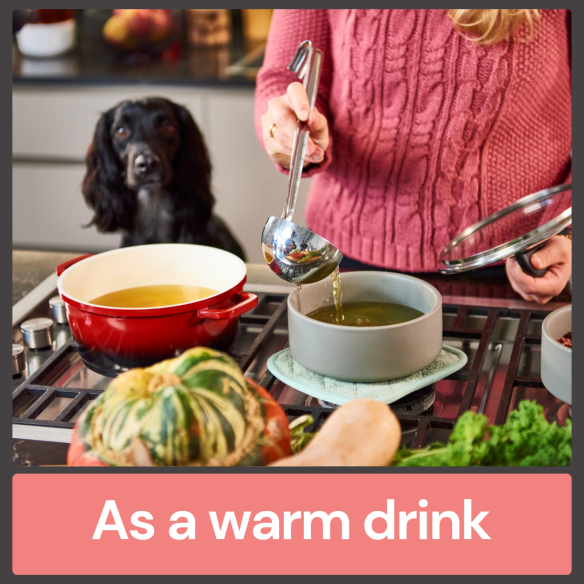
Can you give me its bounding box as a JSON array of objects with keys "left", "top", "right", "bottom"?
[{"left": 134, "top": 153, "right": 161, "bottom": 175}]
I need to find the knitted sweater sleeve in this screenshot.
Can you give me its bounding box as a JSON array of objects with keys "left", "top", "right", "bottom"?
[{"left": 254, "top": 9, "right": 333, "bottom": 177}]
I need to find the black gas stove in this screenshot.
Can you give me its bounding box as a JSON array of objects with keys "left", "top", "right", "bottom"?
[{"left": 12, "top": 282, "right": 570, "bottom": 465}]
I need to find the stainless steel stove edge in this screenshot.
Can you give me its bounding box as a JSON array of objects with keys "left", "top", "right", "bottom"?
[{"left": 13, "top": 423, "right": 72, "bottom": 444}]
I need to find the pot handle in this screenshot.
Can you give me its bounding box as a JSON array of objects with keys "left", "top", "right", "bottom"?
[
  {"left": 56, "top": 254, "right": 93, "bottom": 277},
  {"left": 199, "top": 292, "right": 258, "bottom": 320}
]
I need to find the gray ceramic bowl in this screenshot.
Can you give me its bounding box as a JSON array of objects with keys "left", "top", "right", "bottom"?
[
  {"left": 288, "top": 271, "right": 443, "bottom": 382},
  {"left": 541, "top": 305, "right": 572, "bottom": 405}
]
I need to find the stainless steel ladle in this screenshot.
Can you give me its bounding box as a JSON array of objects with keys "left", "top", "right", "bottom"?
[{"left": 261, "top": 40, "right": 343, "bottom": 285}]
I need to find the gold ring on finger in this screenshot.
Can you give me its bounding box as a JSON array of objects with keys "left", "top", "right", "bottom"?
[{"left": 269, "top": 123, "right": 277, "bottom": 139}]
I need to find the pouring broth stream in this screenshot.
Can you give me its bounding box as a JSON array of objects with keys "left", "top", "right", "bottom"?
[{"left": 331, "top": 267, "right": 344, "bottom": 324}]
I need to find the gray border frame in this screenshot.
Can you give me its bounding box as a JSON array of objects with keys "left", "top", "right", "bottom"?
[{"left": 5, "top": 3, "right": 580, "bottom": 581}]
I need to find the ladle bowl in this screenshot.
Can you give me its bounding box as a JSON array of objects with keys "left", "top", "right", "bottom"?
[{"left": 261, "top": 216, "right": 343, "bottom": 285}]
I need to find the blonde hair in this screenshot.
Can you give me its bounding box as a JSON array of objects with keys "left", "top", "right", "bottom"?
[{"left": 448, "top": 9, "right": 540, "bottom": 45}]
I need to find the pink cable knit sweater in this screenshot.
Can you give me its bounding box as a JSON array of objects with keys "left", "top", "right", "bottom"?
[{"left": 254, "top": 9, "right": 572, "bottom": 272}]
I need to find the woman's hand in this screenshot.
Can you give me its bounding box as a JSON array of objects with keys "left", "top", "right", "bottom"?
[
  {"left": 505, "top": 235, "right": 571, "bottom": 304},
  {"left": 261, "top": 82, "right": 330, "bottom": 169}
]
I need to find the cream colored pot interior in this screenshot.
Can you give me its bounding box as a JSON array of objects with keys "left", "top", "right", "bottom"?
[{"left": 58, "top": 244, "right": 247, "bottom": 306}]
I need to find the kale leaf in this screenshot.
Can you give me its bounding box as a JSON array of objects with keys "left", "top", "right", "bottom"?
[{"left": 391, "top": 401, "right": 571, "bottom": 467}]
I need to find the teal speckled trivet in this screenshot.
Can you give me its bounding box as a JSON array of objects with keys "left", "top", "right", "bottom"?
[{"left": 267, "top": 346, "right": 467, "bottom": 406}]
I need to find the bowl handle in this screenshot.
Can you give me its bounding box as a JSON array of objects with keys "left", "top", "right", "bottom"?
[
  {"left": 199, "top": 292, "right": 258, "bottom": 320},
  {"left": 56, "top": 254, "right": 93, "bottom": 276}
]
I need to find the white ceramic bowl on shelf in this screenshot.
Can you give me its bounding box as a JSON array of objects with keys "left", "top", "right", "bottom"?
[{"left": 16, "top": 20, "right": 76, "bottom": 58}]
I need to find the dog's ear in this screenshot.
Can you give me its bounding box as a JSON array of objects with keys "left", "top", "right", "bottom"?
[
  {"left": 172, "top": 104, "right": 215, "bottom": 228},
  {"left": 82, "top": 108, "right": 135, "bottom": 232}
]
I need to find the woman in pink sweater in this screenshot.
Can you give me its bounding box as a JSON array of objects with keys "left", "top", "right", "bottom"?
[{"left": 255, "top": 9, "right": 571, "bottom": 304}]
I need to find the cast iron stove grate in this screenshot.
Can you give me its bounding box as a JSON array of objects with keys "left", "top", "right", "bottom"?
[{"left": 12, "top": 292, "right": 568, "bottom": 448}]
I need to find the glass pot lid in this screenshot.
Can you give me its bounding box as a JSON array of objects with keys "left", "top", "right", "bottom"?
[{"left": 438, "top": 183, "right": 572, "bottom": 275}]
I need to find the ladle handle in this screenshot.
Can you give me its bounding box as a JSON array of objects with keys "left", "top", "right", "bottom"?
[
  {"left": 282, "top": 49, "right": 322, "bottom": 222},
  {"left": 515, "top": 243, "right": 547, "bottom": 278}
]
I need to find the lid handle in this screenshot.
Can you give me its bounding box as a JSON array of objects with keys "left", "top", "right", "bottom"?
[{"left": 515, "top": 244, "right": 547, "bottom": 278}]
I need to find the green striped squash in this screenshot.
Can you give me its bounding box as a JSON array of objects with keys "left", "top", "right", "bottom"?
[{"left": 68, "top": 347, "right": 291, "bottom": 466}]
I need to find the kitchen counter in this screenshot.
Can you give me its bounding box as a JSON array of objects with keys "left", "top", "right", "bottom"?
[{"left": 13, "top": 249, "right": 80, "bottom": 305}]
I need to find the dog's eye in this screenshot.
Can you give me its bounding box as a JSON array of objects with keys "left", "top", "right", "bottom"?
[
  {"left": 115, "top": 126, "right": 129, "bottom": 139},
  {"left": 159, "top": 120, "right": 176, "bottom": 137}
]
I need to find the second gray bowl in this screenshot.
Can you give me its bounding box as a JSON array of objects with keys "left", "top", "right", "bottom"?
[
  {"left": 288, "top": 271, "right": 443, "bottom": 382},
  {"left": 541, "top": 304, "right": 572, "bottom": 405}
]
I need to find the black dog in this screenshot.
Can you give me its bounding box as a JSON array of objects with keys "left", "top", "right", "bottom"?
[{"left": 82, "top": 97, "right": 246, "bottom": 260}]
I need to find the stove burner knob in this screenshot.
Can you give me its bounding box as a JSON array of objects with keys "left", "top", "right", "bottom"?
[
  {"left": 49, "top": 295, "right": 68, "bottom": 324},
  {"left": 12, "top": 343, "right": 25, "bottom": 377},
  {"left": 20, "top": 317, "right": 54, "bottom": 350}
]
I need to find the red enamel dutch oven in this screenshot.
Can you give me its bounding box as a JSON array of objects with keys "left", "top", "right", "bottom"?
[{"left": 56, "top": 244, "right": 258, "bottom": 375}]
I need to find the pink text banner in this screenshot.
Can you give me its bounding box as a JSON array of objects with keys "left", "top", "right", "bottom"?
[{"left": 13, "top": 473, "right": 571, "bottom": 575}]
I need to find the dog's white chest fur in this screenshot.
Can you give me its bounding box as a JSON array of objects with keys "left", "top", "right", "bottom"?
[{"left": 133, "top": 188, "right": 174, "bottom": 243}]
